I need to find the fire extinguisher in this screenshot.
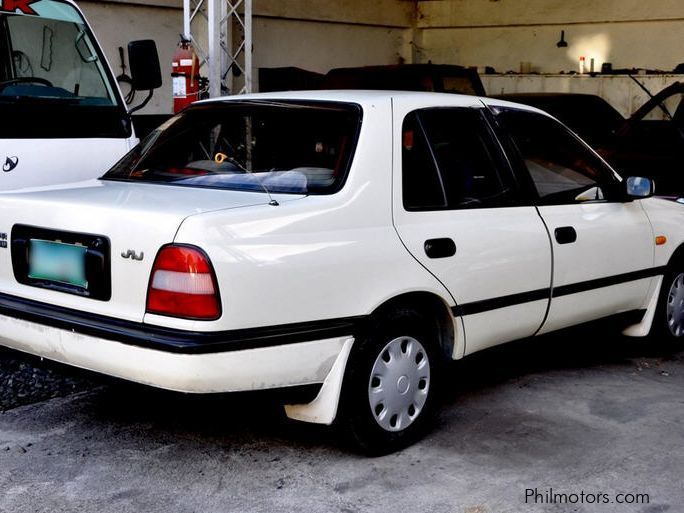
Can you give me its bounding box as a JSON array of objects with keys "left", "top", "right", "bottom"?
[{"left": 172, "top": 36, "right": 201, "bottom": 113}]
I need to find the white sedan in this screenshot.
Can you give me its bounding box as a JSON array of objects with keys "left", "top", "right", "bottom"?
[{"left": 0, "top": 91, "right": 683, "bottom": 454}]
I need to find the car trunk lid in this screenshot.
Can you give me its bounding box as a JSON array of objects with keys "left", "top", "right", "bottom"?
[{"left": 0, "top": 180, "right": 302, "bottom": 322}]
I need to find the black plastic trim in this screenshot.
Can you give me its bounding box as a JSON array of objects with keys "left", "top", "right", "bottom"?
[
  {"left": 453, "top": 287, "right": 549, "bottom": 316},
  {"left": 552, "top": 267, "right": 666, "bottom": 298},
  {"left": 424, "top": 238, "right": 456, "bottom": 259},
  {"left": 452, "top": 266, "right": 666, "bottom": 317},
  {"left": 554, "top": 226, "right": 577, "bottom": 245},
  {"left": 0, "top": 291, "right": 365, "bottom": 354},
  {"left": 11, "top": 224, "right": 112, "bottom": 301}
]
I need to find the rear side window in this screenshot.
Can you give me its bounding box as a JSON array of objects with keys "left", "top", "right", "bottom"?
[
  {"left": 402, "top": 112, "right": 448, "bottom": 210},
  {"left": 402, "top": 108, "right": 516, "bottom": 210},
  {"left": 497, "top": 109, "right": 620, "bottom": 203}
]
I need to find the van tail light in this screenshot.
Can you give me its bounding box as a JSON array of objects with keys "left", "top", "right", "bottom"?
[{"left": 146, "top": 245, "right": 221, "bottom": 320}]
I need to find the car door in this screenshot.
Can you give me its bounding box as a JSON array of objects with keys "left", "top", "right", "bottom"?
[
  {"left": 492, "top": 106, "right": 656, "bottom": 334},
  {"left": 392, "top": 97, "right": 552, "bottom": 355}
]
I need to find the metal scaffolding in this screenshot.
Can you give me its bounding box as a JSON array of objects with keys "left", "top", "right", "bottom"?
[{"left": 182, "top": 0, "right": 253, "bottom": 97}]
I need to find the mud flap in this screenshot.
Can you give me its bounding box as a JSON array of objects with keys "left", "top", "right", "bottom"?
[{"left": 284, "top": 338, "right": 354, "bottom": 425}]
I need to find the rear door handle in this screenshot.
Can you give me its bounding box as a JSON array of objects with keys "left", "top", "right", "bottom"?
[
  {"left": 424, "top": 238, "right": 456, "bottom": 259},
  {"left": 554, "top": 226, "right": 577, "bottom": 244}
]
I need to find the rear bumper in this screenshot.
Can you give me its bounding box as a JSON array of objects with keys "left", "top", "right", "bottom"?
[
  {"left": 0, "top": 312, "right": 353, "bottom": 393},
  {"left": 0, "top": 292, "right": 362, "bottom": 354},
  {"left": 0, "top": 292, "right": 359, "bottom": 393}
]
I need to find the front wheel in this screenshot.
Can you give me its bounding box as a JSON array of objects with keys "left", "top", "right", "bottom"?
[
  {"left": 651, "top": 265, "right": 684, "bottom": 342},
  {"left": 339, "top": 307, "right": 443, "bottom": 455}
]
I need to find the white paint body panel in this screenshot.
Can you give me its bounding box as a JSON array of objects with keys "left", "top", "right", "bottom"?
[
  {"left": 391, "top": 95, "right": 552, "bottom": 353},
  {"left": 0, "top": 180, "right": 301, "bottom": 322},
  {"left": 167, "top": 95, "right": 454, "bottom": 333},
  {"left": 640, "top": 198, "right": 684, "bottom": 267},
  {"left": 0, "top": 138, "right": 135, "bottom": 191},
  {"left": 538, "top": 201, "right": 655, "bottom": 334}
]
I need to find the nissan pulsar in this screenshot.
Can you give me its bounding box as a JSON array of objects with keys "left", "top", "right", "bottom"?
[{"left": 1, "top": 91, "right": 683, "bottom": 453}]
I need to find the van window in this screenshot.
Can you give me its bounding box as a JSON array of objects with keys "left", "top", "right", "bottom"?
[{"left": 0, "top": 0, "right": 129, "bottom": 138}]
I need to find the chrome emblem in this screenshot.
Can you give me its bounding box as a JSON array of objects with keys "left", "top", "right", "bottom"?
[
  {"left": 121, "top": 249, "right": 144, "bottom": 261},
  {"left": 3, "top": 156, "right": 18, "bottom": 172}
]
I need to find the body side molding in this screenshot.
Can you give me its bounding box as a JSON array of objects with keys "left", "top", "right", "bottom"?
[{"left": 452, "top": 266, "right": 667, "bottom": 317}]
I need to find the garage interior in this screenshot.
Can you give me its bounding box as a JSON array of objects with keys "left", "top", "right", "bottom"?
[
  {"left": 1, "top": 1, "right": 683, "bottom": 512},
  {"left": 80, "top": 0, "right": 684, "bottom": 117}
]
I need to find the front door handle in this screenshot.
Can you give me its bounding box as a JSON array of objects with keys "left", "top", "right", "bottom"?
[
  {"left": 424, "top": 238, "right": 456, "bottom": 259},
  {"left": 554, "top": 226, "right": 577, "bottom": 244}
]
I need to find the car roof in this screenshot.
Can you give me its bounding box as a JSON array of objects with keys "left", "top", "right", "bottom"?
[
  {"left": 201, "top": 89, "right": 470, "bottom": 103},
  {"left": 496, "top": 92, "right": 602, "bottom": 99},
  {"left": 196, "top": 89, "right": 547, "bottom": 115}
]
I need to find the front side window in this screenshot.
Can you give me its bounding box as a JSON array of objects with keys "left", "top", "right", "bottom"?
[
  {"left": 402, "top": 108, "right": 516, "bottom": 210},
  {"left": 0, "top": 0, "right": 127, "bottom": 138},
  {"left": 104, "top": 100, "right": 361, "bottom": 195},
  {"left": 497, "top": 109, "right": 620, "bottom": 204}
]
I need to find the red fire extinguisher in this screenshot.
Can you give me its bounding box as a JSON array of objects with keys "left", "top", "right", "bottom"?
[{"left": 172, "top": 36, "right": 201, "bottom": 113}]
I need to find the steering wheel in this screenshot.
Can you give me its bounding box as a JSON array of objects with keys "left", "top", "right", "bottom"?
[{"left": 0, "top": 77, "right": 54, "bottom": 91}]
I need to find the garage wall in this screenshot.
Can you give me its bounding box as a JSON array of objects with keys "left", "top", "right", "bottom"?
[
  {"left": 78, "top": 1, "right": 182, "bottom": 114},
  {"left": 417, "top": 0, "right": 684, "bottom": 73},
  {"left": 77, "top": 0, "right": 684, "bottom": 114},
  {"left": 482, "top": 74, "right": 684, "bottom": 118},
  {"left": 253, "top": 18, "right": 408, "bottom": 83},
  {"left": 226, "top": 0, "right": 414, "bottom": 93},
  {"left": 77, "top": 0, "right": 414, "bottom": 113}
]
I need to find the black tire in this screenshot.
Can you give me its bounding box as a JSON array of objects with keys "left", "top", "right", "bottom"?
[
  {"left": 650, "top": 263, "right": 684, "bottom": 343},
  {"left": 338, "top": 307, "right": 444, "bottom": 456}
]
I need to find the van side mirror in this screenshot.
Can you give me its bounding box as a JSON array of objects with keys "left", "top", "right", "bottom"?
[
  {"left": 128, "top": 40, "right": 162, "bottom": 91},
  {"left": 625, "top": 176, "right": 655, "bottom": 199}
]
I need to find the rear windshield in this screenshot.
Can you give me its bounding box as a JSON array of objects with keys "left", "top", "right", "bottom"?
[{"left": 103, "top": 100, "right": 362, "bottom": 195}]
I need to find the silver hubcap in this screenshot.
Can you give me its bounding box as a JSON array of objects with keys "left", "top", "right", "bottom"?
[
  {"left": 667, "top": 273, "right": 684, "bottom": 337},
  {"left": 368, "top": 336, "right": 430, "bottom": 432}
]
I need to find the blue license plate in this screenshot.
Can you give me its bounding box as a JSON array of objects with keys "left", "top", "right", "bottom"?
[{"left": 28, "top": 239, "right": 88, "bottom": 289}]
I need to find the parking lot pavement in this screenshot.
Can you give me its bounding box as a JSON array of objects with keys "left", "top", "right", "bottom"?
[
  {"left": 0, "top": 349, "right": 95, "bottom": 412},
  {"left": 0, "top": 327, "right": 682, "bottom": 513}
]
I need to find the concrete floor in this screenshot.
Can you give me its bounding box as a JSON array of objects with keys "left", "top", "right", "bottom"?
[{"left": 0, "top": 326, "right": 682, "bottom": 513}]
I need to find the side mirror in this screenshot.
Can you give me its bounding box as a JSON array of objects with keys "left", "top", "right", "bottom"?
[
  {"left": 128, "top": 40, "right": 162, "bottom": 91},
  {"left": 625, "top": 176, "right": 655, "bottom": 199}
]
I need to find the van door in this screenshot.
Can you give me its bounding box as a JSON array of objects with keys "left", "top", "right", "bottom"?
[{"left": 392, "top": 97, "right": 552, "bottom": 354}]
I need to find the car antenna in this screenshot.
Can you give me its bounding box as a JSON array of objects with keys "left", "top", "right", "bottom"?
[{"left": 218, "top": 153, "right": 279, "bottom": 206}]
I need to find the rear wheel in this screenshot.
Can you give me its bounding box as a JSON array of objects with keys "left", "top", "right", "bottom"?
[{"left": 339, "top": 307, "right": 443, "bottom": 455}]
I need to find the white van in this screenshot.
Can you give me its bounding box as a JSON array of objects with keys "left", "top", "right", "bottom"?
[{"left": 0, "top": 0, "right": 161, "bottom": 190}]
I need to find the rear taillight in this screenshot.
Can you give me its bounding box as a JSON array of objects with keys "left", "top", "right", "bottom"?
[{"left": 146, "top": 245, "right": 221, "bottom": 320}]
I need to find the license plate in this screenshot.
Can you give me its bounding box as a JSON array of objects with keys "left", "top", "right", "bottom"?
[{"left": 28, "top": 239, "right": 88, "bottom": 289}]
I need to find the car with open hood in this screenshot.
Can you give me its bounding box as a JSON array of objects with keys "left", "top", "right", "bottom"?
[
  {"left": 1, "top": 91, "right": 683, "bottom": 454},
  {"left": 498, "top": 84, "right": 684, "bottom": 198}
]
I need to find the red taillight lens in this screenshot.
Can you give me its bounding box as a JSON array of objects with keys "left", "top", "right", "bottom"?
[{"left": 146, "top": 245, "right": 221, "bottom": 320}]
